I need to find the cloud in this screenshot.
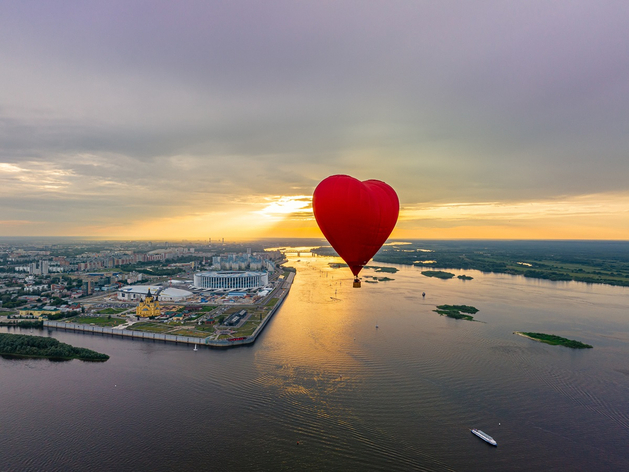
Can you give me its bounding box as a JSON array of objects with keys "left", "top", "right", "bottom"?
[
  {"left": 256, "top": 196, "right": 313, "bottom": 220},
  {"left": 1, "top": 1, "right": 628, "bottom": 237},
  {"left": 401, "top": 193, "right": 629, "bottom": 223}
]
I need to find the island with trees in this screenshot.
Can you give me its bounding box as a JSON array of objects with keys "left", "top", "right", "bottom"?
[
  {"left": 363, "top": 276, "right": 394, "bottom": 283},
  {"left": 327, "top": 262, "right": 398, "bottom": 274},
  {"left": 0, "top": 333, "right": 109, "bottom": 361},
  {"left": 422, "top": 271, "right": 455, "bottom": 279},
  {"left": 363, "top": 240, "right": 629, "bottom": 288},
  {"left": 457, "top": 275, "right": 473, "bottom": 280},
  {"left": 433, "top": 305, "right": 479, "bottom": 321},
  {"left": 514, "top": 332, "right": 593, "bottom": 349}
]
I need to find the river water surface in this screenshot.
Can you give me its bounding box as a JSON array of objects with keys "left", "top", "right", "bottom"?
[{"left": 1, "top": 252, "right": 629, "bottom": 471}]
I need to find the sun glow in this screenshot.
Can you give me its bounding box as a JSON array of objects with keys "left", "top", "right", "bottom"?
[
  {"left": 59, "top": 195, "right": 319, "bottom": 240},
  {"left": 6, "top": 188, "right": 629, "bottom": 240},
  {"left": 395, "top": 192, "right": 629, "bottom": 240},
  {"left": 257, "top": 196, "right": 312, "bottom": 219}
]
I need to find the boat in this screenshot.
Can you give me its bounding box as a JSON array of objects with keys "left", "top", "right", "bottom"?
[
  {"left": 193, "top": 344, "right": 198, "bottom": 351},
  {"left": 471, "top": 428, "right": 497, "bottom": 446}
]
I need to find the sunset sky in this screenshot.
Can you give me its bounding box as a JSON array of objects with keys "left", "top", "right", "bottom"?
[{"left": 1, "top": 1, "right": 628, "bottom": 240}]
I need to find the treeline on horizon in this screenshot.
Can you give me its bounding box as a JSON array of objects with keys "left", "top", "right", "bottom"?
[
  {"left": 312, "top": 240, "right": 629, "bottom": 287},
  {"left": 0, "top": 333, "right": 109, "bottom": 361}
]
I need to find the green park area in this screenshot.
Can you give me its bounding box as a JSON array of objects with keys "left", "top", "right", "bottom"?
[
  {"left": 129, "top": 322, "right": 174, "bottom": 333},
  {"left": 265, "top": 298, "right": 279, "bottom": 307},
  {"left": 125, "top": 300, "right": 278, "bottom": 340},
  {"left": 71, "top": 316, "right": 127, "bottom": 327},
  {"left": 96, "top": 308, "right": 128, "bottom": 315},
  {"left": 168, "top": 328, "right": 213, "bottom": 338},
  {"left": 127, "top": 322, "right": 214, "bottom": 338}
]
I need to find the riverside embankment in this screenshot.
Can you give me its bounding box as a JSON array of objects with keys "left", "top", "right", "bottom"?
[{"left": 44, "top": 272, "right": 294, "bottom": 348}]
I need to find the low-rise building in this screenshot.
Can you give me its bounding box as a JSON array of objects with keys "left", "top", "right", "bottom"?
[
  {"left": 18, "top": 308, "right": 59, "bottom": 319},
  {"left": 117, "top": 285, "right": 193, "bottom": 301}
]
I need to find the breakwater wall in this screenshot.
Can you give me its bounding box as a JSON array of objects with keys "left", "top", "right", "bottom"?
[{"left": 44, "top": 272, "right": 294, "bottom": 348}]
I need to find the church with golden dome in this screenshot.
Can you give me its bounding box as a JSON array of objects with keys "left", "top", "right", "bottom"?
[{"left": 136, "top": 289, "right": 161, "bottom": 318}]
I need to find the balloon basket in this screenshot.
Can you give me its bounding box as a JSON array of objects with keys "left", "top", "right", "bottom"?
[{"left": 353, "top": 278, "right": 361, "bottom": 288}]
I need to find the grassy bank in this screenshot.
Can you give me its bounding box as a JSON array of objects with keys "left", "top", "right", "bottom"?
[
  {"left": 515, "top": 332, "right": 592, "bottom": 349},
  {"left": 71, "top": 316, "right": 127, "bottom": 327}
]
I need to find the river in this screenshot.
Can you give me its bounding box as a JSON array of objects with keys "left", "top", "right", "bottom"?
[{"left": 1, "top": 251, "right": 628, "bottom": 471}]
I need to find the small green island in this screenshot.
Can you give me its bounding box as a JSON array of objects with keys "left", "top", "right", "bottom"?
[
  {"left": 457, "top": 275, "right": 473, "bottom": 280},
  {"left": 0, "top": 333, "right": 109, "bottom": 361},
  {"left": 514, "top": 332, "right": 593, "bottom": 349},
  {"left": 363, "top": 276, "right": 394, "bottom": 283},
  {"left": 422, "top": 271, "right": 455, "bottom": 279},
  {"left": 329, "top": 263, "right": 398, "bottom": 274},
  {"left": 365, "top": 265, "right": 398, "bottom": 273},
  {"left": 433, "top": 304, "right": 479, "bottom": 321}
]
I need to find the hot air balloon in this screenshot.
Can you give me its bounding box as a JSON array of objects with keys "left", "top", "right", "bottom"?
[{"left": 313, "top": 175, "right": 399, "bottom": 287}]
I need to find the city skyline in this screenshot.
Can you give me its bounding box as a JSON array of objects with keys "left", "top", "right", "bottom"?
[{"left": 2, "top": 1, "right": 629, "bottom": 240}]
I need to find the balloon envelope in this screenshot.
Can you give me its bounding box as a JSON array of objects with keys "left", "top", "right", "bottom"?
[{"left": 313, "top": 175, "right": 399, "bottom": 277}]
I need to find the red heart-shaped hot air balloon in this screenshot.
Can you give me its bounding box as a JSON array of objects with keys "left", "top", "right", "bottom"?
[{"left": 313, "top": 175, "right": 399, "bottom": 283}]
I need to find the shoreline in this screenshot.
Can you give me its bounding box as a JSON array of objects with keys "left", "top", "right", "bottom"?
[
  {"left": 0, "top": 352, "right": 107, "bottom": 362},
  {"left": 43, "top": 271, "right": 294, "bottom": 349},
  {"left": 513, "top": 331, "right": 538, "bottom": 342},
  {"left": 513, "top": 331, "right": 592, "bottom": 349}
]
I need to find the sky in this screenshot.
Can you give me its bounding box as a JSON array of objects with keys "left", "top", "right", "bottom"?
[{"left": 1, "top": 1, "right": 629, "bottom": 240}]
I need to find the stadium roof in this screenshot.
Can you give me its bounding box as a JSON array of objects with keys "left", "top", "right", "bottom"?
[{"left": 118, "top": 285, "right": 192, "bottom": 298}]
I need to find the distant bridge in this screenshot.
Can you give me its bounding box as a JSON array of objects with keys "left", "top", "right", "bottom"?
[{"left": 282, "top": 251, "right": 314, "bottom": 257}]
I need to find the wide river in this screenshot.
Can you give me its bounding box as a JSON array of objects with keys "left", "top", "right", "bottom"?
[{"left": 2, "top": 251, "right": 629, "bottom": 471}]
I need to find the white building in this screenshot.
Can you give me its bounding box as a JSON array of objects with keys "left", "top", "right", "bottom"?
[
  {"left": 193, "top": 271, "right": 269, "bottom": 290},
  {"left": 29, "top": 261, "right": 49, "bottom": 276},
  {"left": 24, "top": 284, "right": 49, "bottom": 293},
  {"left": 117, "top": 285, "right": 193, "bottom": 301}
]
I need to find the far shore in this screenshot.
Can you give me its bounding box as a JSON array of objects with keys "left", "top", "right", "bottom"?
[{"left": 513, "top": 331, "right": 593, "bottom": 349}]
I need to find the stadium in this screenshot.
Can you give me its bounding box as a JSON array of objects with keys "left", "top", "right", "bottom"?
[{"left": 193, "top": 271, "right": 269, "bottom": 289}]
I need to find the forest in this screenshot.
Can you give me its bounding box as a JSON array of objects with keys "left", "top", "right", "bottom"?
[
  {"left": 313, "top": 240, "right": 629, "bottom": 287},
  {"left": 0, "top": 333, "right": 109, "bottom": 361}
]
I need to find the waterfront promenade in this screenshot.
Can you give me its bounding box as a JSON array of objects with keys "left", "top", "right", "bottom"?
[{"left": 44, "top": 271, "right": 295, "bottom": 348}]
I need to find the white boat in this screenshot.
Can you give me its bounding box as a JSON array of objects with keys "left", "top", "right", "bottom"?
[
  {"left": 471, "top": 428, "right": 497, "bottom": 446},
  {"left": 193, "top": 344, "right": 198, "bottom": 351}
]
